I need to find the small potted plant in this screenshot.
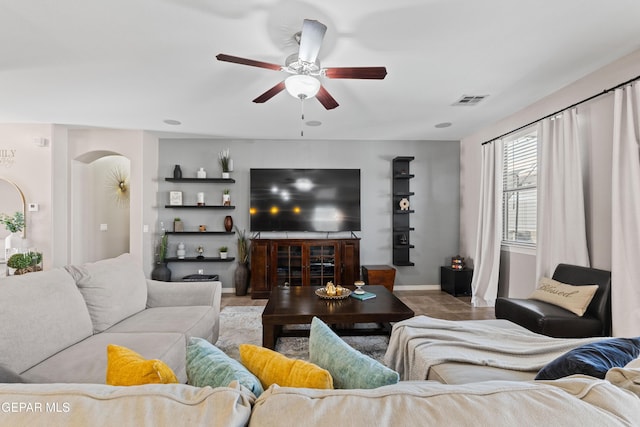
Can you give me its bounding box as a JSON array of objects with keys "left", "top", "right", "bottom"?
[
  {"left": 7, "top": 250, "right": 42, "bottom": 275},
  {"left": 173, "top": 217, "right": 183, "bottom": 232},
  {"left": 222, "top": 189, "right": 231, "bottom": 206},
  {"left": 219, "top": 246, "right": 228, "bottom": 259},
  {"left": 218, "top": 148, "right": 231, "bottom": 178}
]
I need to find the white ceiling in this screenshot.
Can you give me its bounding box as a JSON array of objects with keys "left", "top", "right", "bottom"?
[{"left": 1, "top": 0, "right": 640, "bottom": 141}]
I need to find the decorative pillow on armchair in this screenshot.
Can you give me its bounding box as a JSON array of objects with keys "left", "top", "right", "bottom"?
[
  {"left": 536, "top": 337, "right": 640, "bottom": 380},
  {"left": 528, "top": 277, "right": 598, "bottom": 316},
  {"left": 309, "top": 317, "right": 399, "bottom": 389}
]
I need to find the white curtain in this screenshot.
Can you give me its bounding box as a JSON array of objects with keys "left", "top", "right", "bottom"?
[
  {"left": 470, "top": 139, "right": 503, "bottom": 307},
  {"left": 536, "top": 108, "right": 590, "bottom": 280},
  {"left": 611, "top": 83, "right": 640, "bottom": 337}
]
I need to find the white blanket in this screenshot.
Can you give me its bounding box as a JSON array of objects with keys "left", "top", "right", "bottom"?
[{"left": 384, "top": 315, "right": 603, "bottom": 381}]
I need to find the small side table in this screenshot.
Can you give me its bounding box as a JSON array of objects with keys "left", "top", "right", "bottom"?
[
  {"left": 440, "top": 266, "right": 473, "bottom": 296},
  {"left": 361, "top": 265, "right": 396, "bottom": 292}
]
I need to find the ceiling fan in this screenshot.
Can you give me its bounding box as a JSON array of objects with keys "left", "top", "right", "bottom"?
[{"left": 216, "top": 19, "right": 387, "bottom": 110}]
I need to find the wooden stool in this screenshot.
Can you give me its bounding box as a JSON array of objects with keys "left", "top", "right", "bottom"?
[{"left": 361, "top": 265, "right": 396, "bottom": 292}]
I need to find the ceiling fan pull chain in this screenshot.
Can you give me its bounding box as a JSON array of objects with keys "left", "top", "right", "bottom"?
[{"left": 300, "top": 98, "right": 305, "bottom": 137}]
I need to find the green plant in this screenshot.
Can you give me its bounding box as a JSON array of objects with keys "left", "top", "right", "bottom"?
[
  {"left": 235, "top": 226, "right": 249, "bottom": 264},
  {"left": 7, "top": 251, "right": 42, "bottom": 275},
  {"left": 174, "top": 217, "right": 181, "bottom": 221},
  {"left": 0, "top": 211, "right": 25, "bottom": 233},
  {"left": 219, "top": 246, "right": 228, "bottom": 252},
  {"left": 157, "top": 233, "right": 168, "bottom": 263},
  {"left": 223, "top": 188, "right": 230, "bottom": 195},
  {"left": 218, "top": 148, "right": 231, "bottom": 172}
]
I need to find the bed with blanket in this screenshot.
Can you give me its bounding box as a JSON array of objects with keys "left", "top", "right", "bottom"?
[{"left": 384, "top": 316, "right": 605, "bottom": 383}]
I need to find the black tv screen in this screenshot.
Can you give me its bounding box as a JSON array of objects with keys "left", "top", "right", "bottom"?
[{"left": 250, "top": 169, "right": 361, "bottom": 232}]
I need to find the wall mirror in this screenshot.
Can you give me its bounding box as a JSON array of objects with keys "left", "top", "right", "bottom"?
[{"left": 0, "top": 177, "right": 27, "bottom": 239}]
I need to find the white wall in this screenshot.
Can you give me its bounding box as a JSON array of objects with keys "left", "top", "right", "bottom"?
[
  {"left": 159, "top": 139, "right": 460, "bottom": 291},
  {"left": 460, "top": 48, "right": 640, "bottom": 297},
  {"left": 65, "top": 128, "right": 158, "bottom": 274}
]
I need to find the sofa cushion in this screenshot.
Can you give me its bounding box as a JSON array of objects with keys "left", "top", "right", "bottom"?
[
  {"left": 250, "top": 378, "right": 640, "bottom": 427},
  {"left": 187, "top": 337, "right": 263, "bottom": 396},
  {"left": 21, "top": 332, "right": 187, "bottom": 384},
  {"left": 309, "top": 317, "right": 399, "bottom": 389},
  {"left": 106, "top": 344, "right": 178, "bottom": 386},
  {"left": 0, "top": 268, "right": 93, "bottom": 373},
  {"left": 0, "top": 364, "right": 25, "bottom": 383},
  {"left": 528, "top": 277, "right": 598, "bottom": 316},
  {"left": 0, "top": 382, "right": 254, "bottom": 427},
  {"left": 536, "top": 337, "right": 640, "bottom": 380},
  {"left": 106, "top": 306, "right": 217, "bottom": 343},
  {"left": 65, "top": 253, "right": 148, "bottom": 333},
  {"left": 239, "top": 344, "right": 333, "bottom": 389}
]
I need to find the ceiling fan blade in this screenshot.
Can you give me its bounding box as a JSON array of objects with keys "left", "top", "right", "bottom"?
[
  {"left": 316, "top": 85, "right": 339, "bottom": 110},
  {"left": 298, "top": 19, "right": 327, "bottom": 64},
  {"left": 216, "top": 53, "right": 283, "bottom": 71},
  {"left": 324, "top": 67, "right": 388, "bottom": 79},
  {"left": 252, "top": 81, "right": 286, "bottom": 103}
]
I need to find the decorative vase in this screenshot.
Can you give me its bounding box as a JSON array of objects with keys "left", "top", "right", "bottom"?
[
  {"left": 197, "top": 168, "right": 207, "bottom": 179},
  {"left": 173, "top": 165, "right": 182, "bottom": 179},
  {"left": 234, "top": 262, "right": 250, "bottom": 296},
  {"left": 5, "top": 232, "right": 26, "bottom": 261},
  {"left": 177, "top": 242, "right": 186, "bottom": 259},
  {"left": 151, "top": 262, "right": 172, "bottom": 282},
  {"left": 224, "top": 216, "right": 233, "bottom": 232}
]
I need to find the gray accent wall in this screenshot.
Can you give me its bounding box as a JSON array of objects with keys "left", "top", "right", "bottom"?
[{"left": 159, "top": 139, "right": 460, "bottom": 291}]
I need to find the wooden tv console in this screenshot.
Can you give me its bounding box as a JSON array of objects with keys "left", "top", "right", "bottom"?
[{"left": 249, "top": 238, "right": 360, "bottom": 299}]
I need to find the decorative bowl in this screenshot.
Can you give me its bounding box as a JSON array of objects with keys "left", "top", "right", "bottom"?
[{"left": 315, "top": 288, "right": 352, "bottom": 300}]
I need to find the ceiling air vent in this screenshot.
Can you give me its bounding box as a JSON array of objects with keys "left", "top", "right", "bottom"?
[{"left": 453, "top": 95, "right": 488, "bottom": 106}]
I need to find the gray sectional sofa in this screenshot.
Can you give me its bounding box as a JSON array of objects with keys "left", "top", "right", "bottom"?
[
  {"left": 0, "top": 253, "right": 221, "bottom": 384},
  {"left": 1, "top": 255, "right": 639, "bottom": 426}
]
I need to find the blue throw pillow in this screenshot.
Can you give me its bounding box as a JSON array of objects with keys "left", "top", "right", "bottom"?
[
  {"left": 186, "top": 337, "right": 263, "bottom": 397},
  {"left": 308, "top": 317, "right": 399, "bottom": 389},
  {"left": 536, "top": 337, "right": 640, "bottom": 380}
]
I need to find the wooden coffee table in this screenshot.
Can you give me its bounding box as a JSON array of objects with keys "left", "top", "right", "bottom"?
[{"left": 261, "top": 285, "right": 415, "bottom": 349}]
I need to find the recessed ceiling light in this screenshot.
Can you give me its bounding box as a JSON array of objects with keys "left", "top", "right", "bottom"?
[
  {"left": 435, "top": 122, "right": 452, "bottom": 128},
  {"left": 306, "top": 120, "right": 322, "bottom": 127},
  {"left": 163, "top": 119, "right": 181, "bottom": 125}
]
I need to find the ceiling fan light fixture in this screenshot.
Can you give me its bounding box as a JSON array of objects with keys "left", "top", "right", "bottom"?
[{"left": 285, "top": 74, "right": 320, "bottom": 99}]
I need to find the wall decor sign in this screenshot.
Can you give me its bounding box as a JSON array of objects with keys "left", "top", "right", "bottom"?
[
  {"left": 0, "top": 149, "right": 17, "bottom": 167},
  {"left": 169, "top": 191, "right": 183, "bottom": 206}
]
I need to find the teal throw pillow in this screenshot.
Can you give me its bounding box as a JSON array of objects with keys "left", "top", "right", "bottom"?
[
  {"left": 308, "top": 317, "right": 399, "bottom": 389},
  {"left": 186, "top": 337, "right": 263, "bottom": 397}
]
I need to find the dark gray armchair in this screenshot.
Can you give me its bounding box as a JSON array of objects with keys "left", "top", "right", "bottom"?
[{"left": 495, "top": 264, "right": 611, "bottom": 338}]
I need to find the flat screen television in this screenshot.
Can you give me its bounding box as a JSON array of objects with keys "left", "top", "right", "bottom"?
[{"left": 250, "top": 168, "right": 361, "bottom": 232}]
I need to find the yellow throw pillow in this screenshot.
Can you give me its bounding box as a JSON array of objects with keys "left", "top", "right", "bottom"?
[
  {"left": 528, "top": 277, "right": 598, "bottom": 316},
  {"left": 106, "top": 344, "right": 178, "bottom": 386},
  {"left": 239, "top": 344, "right": 333, "bottom": 389}
]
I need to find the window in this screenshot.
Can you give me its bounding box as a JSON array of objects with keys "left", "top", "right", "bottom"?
[{"left": 502, "top": 129, "right": 537, "bottom": 245}]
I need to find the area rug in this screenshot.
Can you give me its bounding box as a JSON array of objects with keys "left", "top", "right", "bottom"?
[{"left": 215, "top": 306, "right": 389, "bottom": 363}]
